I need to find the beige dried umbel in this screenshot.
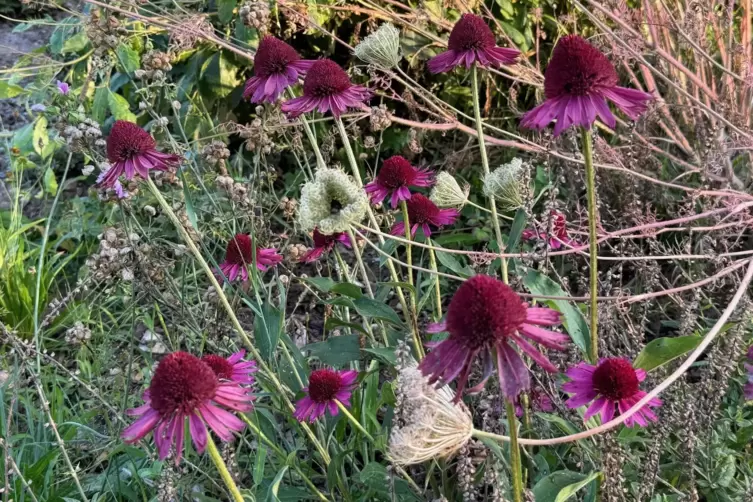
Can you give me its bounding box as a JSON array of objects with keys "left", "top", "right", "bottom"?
[{"left": 389, "top": 359, "right": 473, "bottom": 465}]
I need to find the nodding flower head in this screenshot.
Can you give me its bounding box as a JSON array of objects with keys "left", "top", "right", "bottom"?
[
  {"left": 298, "top": 168, "right": 368, "bottom": 235},
  {"left": 390, "top": 193, "right": 459, "bottom": 238},
  {"left": 430, "top": 172, "right": 470, "bottom": 209},
  {"left": 365, "top": 155, "right": 433, "bottom": 208},
  {"left": 428, "top": 13, "right": 519, "bottom": 74},
  {"left": 521, "top": 35, "right": 653, "bottom": 136},
  {"left": 281, "top": 59, "right": 371, "bottom": 117},
  {"left": 243, "top": 36, "right": 314, "bottom": 103},
  {"left": 483, "top": 158, "right": 526, "bottom": 211},
  {"left": 217, "top": 234, "right": 282, "bottom": 282},
  {"left": 300, "top": 228, "right": 351, "bottom": 262}
]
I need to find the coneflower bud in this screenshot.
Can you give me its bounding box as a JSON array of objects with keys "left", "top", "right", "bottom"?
[
  {"left": 482, "top": 158, "right": 525, "bottom": 211},
  {"left": 389, "top": 361, "right": 473, "bottom": 465},
  {"left": 354, "top": 23, "right": 402, "bottom": 69},
  {"left": 430, "top": 172, "right": 469, "bottom": 209},
  {"left": 298, "top": 168, "right": 368, "bottom": 235}
]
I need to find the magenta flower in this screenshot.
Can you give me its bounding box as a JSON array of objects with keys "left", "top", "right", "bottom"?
[
  {"left": 562, "top": 358, "right": 662, "bottom": 428},
  {"left": 218, "top": 234, "right": 283, "bottom": 282},
  {"left": 57, "top": 80, "right": 70, "bottom": 95},
  {"left": 420, "top": 275, "right": 568, "bottom": 400},
  {"left": 300, "top": 228, "right": 351, "bottom": 263},
  {"left": 202, "top": 350, "right": 257, "bottom": 385},
  {"left": 365, "top": 155, "right": 433, "bottom": 208},
  {"left": 390, "top": 193, "right": 459, "bottom": 238},
  {"left": 281, "top": 59, "right": 371, "bottom": 118},
  {"left": 122, "top": 351, "right": 253, "bottom": 463},
  {"left": 98, "top": 121, "right": 181, "bottom": 188},
  {"left": 428, "top": 13, "right": 519, "bottom": 74},
  {"left": 293, "top": 368, "right": 358, "bottom": 422},
  {"left": 243, "top": 36, "right": 314, "bottom": 104},
  {"left": 521, "top": 35, "right": 653, "bottom": 136},
  {"left": 744, "top": 346, "right": 753, "bottom": 400},
  {"left": 521, "top": 210, "right": 577, "bottom": 249}
]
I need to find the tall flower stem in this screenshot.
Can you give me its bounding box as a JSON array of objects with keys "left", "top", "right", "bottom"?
[
  {"left": 288, "top": 89, "right": 326, "bottom": 172},
  {"left": 335, "top": 400, "right": 375, "bottom": 441},
  {"left": 346, "top": 228, "right": 382, "bottom": 345},
  {"left": 426, "top": 237, "right": 443, "bottom": 320},
  {"left": 206, "top": 434, "right": 244, "bottom": 502},
  {"left": 334, "top": 116, "right": 423, "bottom": 358},
  {"left": 581, "top": 127, "right": 599, "bottom": 362},
  {"left": 471, "top": 65, "right": 508, "bottom": 283},
  {"left": 145, "top": 178, "right": 331, "bottom": 464},
  {"left": 399, "top": 200, "right": 419, "bottom": 324},
  {"left": 473, "top": 402, "right": 524, "bottom": 502}
]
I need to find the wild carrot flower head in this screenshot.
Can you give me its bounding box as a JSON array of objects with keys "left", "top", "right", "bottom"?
[
  {"left": 354, "top": 23, "right": 402, "bottom": 69},
  {"left": 122, "top": 351, "right": 253, "bottom": 463},
  {"left": 202, "top": 350, "right": 257, "bottom": 385},
  {"left": 300, "top": 228, "right": 351, "bottom": 262},
  {"left": 428, "top": 13, "right": 519, "bottom": 73},
  {"left": 562, "top": 358, "right": 661, "bottom": 427},
  {"left": 99, "top": 120, "right": 180, "bottom": 188},
  {"left": 243, "top": 36, "right": 314, "bottom": 104},
  {"left": 389, "top": 361, "right": 473, "bottom": 465},
  {"left": 218, "top": 234, "right": 282, "bottom": 282},
  {"left": 293, "top": 368, "right": 358, "bottom": 422},
  {"left": 483, "top": 158, "right": 525, "bottom": 211},
  {"left": 365, "top": 155, "right": 433, "bottom": 208},
  {"left": 390, "top": 193, "right": 459, "bottom": 238},
  {"left": 420, "top": 275, "right": 569, "bottom": 400},
  {"left": 430, "top": 172, "right": 470, "bottom": 209},
  {"left": 298, "top": 168, "right": 368, "bottom": 234},
  {"left": 281, "top": 59, "right": 371, "bottom": 117},
  {"left": 521, "top": 35, "right": 653, "bottom": 135}
]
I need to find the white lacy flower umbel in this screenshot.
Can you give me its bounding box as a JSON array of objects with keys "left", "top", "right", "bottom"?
[
  {"left": 483, "top": 158, "right": 525, "bottom": 211},
  {"left": 298, "top": 168, "right": 368, "bottom": 235}
]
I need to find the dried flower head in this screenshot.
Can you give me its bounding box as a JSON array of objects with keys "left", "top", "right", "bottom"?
[
  {"left": 354, "top": 23, "right": 402, "bottom": 69},
  {"left": 298, "top": 168, "right": 368, "bottom": 234},
  {"left": 430, "top": 172, "right": 470, "bottom": 208},
  {"left": 483, "top": 158, "right": 525, "bottom": 211},
  {"left": 389, "top": 361, "right": 473, "bottom": 465},
  {"left": 282, "top": 59, "right": 371, "bottom": 117}
]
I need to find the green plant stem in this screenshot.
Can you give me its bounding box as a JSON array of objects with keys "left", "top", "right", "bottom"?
[
  {"left": 471, "top": 65, "right": 508, "bottom": 283},
  {"left": 205, "top": 434, "right": 244, "bottom": 502},
  {"left": 346, "top": 228, "right": 375, "bottom": 299},
  {"left": 145, "top": 178, "right": 331, "bottom": 464},
  {"left": 333, "top": 116, "right": 423, "bottom": 358},
  {"left": 426, "top": 237, "right": 442, "bottom": 320},
  {"left": 335, "top": 400, "right": 374, "bottom": 441},
  {"left": 399, "top": 200, "right": 419, "bottom": 324},
  {"left": 288, "top": 89, "right": 325, "bottom": 173},
  {"left": 581, "top": 127, "right": 599, "bottom": 362}
]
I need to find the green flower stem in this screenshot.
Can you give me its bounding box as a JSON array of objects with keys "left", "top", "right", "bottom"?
[
  {"left": 346, "top": 228, "right": 375, "bottom": 299},
  {"left": 471, "top": 65, "right": 508, "bottom": 283},
  {"left": 206, "top": 434, "right": 245, "bottom": 502},
  {"left": 581, "top": 127, "right": 599, "bottom": 363},
  {"left": 399, "top": 200, "right": 420, "bottom": 324},
  {"left": 335, "top": 400, "right": 374, "bottom": 441},
  {"left": 426, "top": 237, "right": 442, "bottom": 321},
  {"left": 288, "top": 89, "right": 326, "bottom": 172},
  {"left": 145, "top": 178, "right": 331, "bottom": 464},
  {"left": 333, "top": 116, "right": 423, "bottom": 358}
]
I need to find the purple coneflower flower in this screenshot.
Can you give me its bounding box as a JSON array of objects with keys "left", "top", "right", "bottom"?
[
  {"left": 294, "top": 368, "right": 358, "bottom": 423},
  {"left": 744, "top": 346, "right": 753, "bottom": 400},
  {"left": 281, "top": 59, "right": 370, "bottom": 118},
  {"left": 521, "top": 35, "right": 653, "bottom": 136},
  {"left": 243, "top": 36, "right": 315, "bottom": 104},
  {"left": 98, "top": 121, "right": 181, "bottom": 188},
  {"left": 521, "top": 210, "right": 577, "bottom": 250},
  {"left": 57, "top": 80, "right": 70, "bottom": 95},
  {"left": 390, "top": 193, "right": 459, "bottom": 238},
  {"left": 562, "top": 358, "right": 661, "bottom": 427},
  {"left": 218, "top": 234, "right": 283, "bottom": 282},
  {"left": 122, "top": 351, "right": 253, "bottom": 463},
  {"left": 300, "top": 228, "right": 351, "bottom": 263},
  {"left": 420, "top": 275, "right": 568, "bottom": 401},
  {"left": 202, "top": 350, "right": 257, "bottom": 385},
  {"left": 428, "top": 13, "right": 519, "bottom": 74},
  {"left": 365, "top": 155, "right": 433, "bottom": 208}
]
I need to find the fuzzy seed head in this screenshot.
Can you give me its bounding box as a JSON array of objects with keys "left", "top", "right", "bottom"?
[
  {"left": 483, "top": 158, "right": 525, "bottom": 211},
  {"left": 354, "top": 23, "right": 401, "bottom": 69},
  {"left": 298, "top": 168, "right": 368, "bottom": 234},
  {"left": 430, "top": 172, "right": 469, "bottom": 208}
]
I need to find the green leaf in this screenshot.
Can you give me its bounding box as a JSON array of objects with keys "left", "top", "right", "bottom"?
[
  {"left": 304, "top": 335, "right": 361, "bottom": 367},
  {"left": 379, "top": 281, "right": 417, "bottom": 296},
  {"left": 217, "top": 0, "right": 237, "bottom": 24},
  {"left": 352, "top": 296, "right": 402, "bottom": 326},
  {"left": 434, "top": 249, "right": 474, "bottom": 278},
  {"left": 523, "top": 269, "right": 590, "bottom": 356},
  {"left": 263, "top": 466, "right": 288, "bottom": 502},
  {"left": 92, "top": 86, "right": 109, "bottom": 123},
  {"left": 116, "top": 43, "right": 140, "bottom": 74},
  {"left": 254, "top": 304, "right": 282, "bottom": 362},
  {"left": 325, "top": 317, "right": 368, "bottom": 335},
  {"left": 107, "top": 91, "right": 136, "bottom": 122},
  {"left": 199, "top": 52, "right": 240, "bottom": 98},
  {"left": 533, "top": 471, "right": 588, "bottom": 502},
  {"left": 49, "top": 17, "right": 78, "bottom": 54},
  {"left": 506, "top": 208, "right": 527, "bottom": 252},
  {"left": 633, "top": 335, "right": 702, "bottom": 372},
  {"left": 252, "top": 445, "right": 267, "bottom": 487},
  {"left": 43, "top": 168, "right": 58, "bottom": 196},
  {"left": 555, "top": 471, "right": 601, "bottom": 502},
  {"left": 331, "top": 282, "right": 363, "bottom": 299},
  {"left": 300, "top": 276, "right": 337, "bottom": 292},
  {"left": 362, "top": 347, "right": 397, "bottom": 365},
  {"left": 714, "top": 454, "right": 736, "bottom": 488},
  {"left": 62, "top": 31, "right": 89, "bottom": 54},
  {"left": 33, "top": 117, "right": 48, "bottom": 156},
  {"left": 0, "top": 82, "right": 24, "bottom": 99}
]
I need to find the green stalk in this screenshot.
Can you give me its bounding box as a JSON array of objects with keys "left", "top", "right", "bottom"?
[
  {"left": 288, "top": 89, "right": 326, "bottom": 173},
  {"left": 206, "top": 434, "right": 244, "bottom": 502},
  {"left": 472, "top": 403, "right": 523, "bottom": 502},
  {"left": 335, "top": 400, "right": 374, "bottom": 441},
  {"left": 426, "top": 237, "right": 442, "bottom": 320},
  {"left": 399, "top": 200, "right": 419, "bottom": 325},
  {"left": 346, "top": 228, "right": 375, "bottom": 299},
  {"left": 581, "top": 127, "right": 599, "bottom": 362},
  {"left": 471, "top": 65, "right": 508, "bottom": 283},
  {"left": 144, "top": 178, "right": 331, "bottom": 464}
]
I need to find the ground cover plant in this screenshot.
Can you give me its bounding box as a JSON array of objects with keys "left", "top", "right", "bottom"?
[{"left": 2, "top": 0, "right": 753, "bottom": 500}]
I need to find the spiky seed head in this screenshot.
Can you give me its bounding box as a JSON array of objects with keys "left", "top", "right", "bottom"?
[
  {"left": 483, "top": 158, "right": 525, "bottom": 211},
  {"left": 354, "top": 23, "right": 401, "bottom": 69},
  {"left": 298, "top": 168, "right": 368, "bottom": 234}
]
